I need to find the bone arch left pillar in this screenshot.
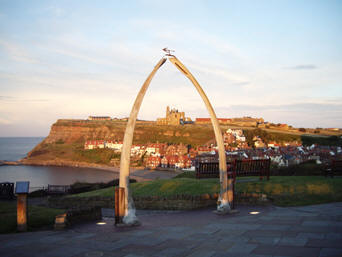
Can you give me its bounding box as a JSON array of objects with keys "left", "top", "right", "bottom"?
[{"left": 119, "top": 57, "right": 166, "bottom": 224}]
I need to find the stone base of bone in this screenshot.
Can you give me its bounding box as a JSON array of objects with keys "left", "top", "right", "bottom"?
[
  {"left": 213, "top": 208, "right": 239, "bottom": 215},
  {"left": 115, "top": 218, "right": 141, "bottom": 227}
]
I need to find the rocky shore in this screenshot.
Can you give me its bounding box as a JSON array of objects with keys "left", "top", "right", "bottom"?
[
  {"left": 0, "top": 160, "right": 22, "bottom": 166},
  {"left": 1, "top": 156, "right": 180, "bottom": 184},
  {"left": 1, "top": 158, "right": 179, "bottom": 176},
  {"left": 17, "top": 158, "right": 120, "bottom": 172}
]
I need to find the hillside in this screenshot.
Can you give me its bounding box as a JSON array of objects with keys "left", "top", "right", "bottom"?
[
  {"left": 23, "top": 119, "right": 216, "bottom": 166},
  {"left": 35, "top": 119, "right": 218, "bottom": 146},
  {"left": 22, "top": 119, "right": 340, "bottom": 167}
]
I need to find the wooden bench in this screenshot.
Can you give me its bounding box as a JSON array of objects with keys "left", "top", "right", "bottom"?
[
  {"left": 196, "top": 159, "right": 270, "bottom": 209},
  {"left": 196, "top": 162, "right": 220, "bottom": 179},
  {"left": 232, "top": 159, "right": 271, "bottom": 182},
  {"left": 196, "top": 159, "right": 270, "bottom": 180},
  {"left": 47, "top": 185, "right": 71, "bottom": 195},
  {"left": 324, "top": 160, "right": 342, "bottom": 177}
]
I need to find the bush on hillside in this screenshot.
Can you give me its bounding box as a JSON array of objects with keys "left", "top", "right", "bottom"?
[
  {"left": 301, "top": 135, "right": 342, "bottom": 146},
  {"left": 271, "top": 161, "right": 324, "bottom": 176},
  {"left": 69, "top": 179, "right": 137, "bottom": 194}
]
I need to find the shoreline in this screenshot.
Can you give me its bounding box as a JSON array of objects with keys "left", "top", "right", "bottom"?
[
  {"left": 1, "top": 158, "right": 183, "bottom": 174},
  {"left": 0, "top": 158, "right": 123, "bottom": 173},
  {"left": 0, "top": 158, "right": 182, "bottom": 183},
  {"left": 18, "top": 158, "right": 125, "bottom": 173}
]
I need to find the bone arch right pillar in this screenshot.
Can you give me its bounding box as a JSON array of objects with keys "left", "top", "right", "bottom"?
[{"left": 119, "top": 55, "right": 232, "bottom": 224}]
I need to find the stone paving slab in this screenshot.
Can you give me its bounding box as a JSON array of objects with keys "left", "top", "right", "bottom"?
[
  {"left": 306, "top": 239, "right": 342, "bottom": 248},
  {"left": 248, "top": 236, "right": 281, "bottom": 245},
  {"left": 278, "top": 237, "right": 308, "bottom": 246},
  {"left": 326, "top": 232, "right": 342, "bottom": 239},
  {"left": 296, "top": 232, "right": 325, "bottom": 240},
  {"left": 319, "top": 248, "right": 342, "bottom": 257},
  {"left": 1, "top": 203, "right": 342, "bottom": 257}
]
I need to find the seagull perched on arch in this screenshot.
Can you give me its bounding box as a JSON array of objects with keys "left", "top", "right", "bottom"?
[{"left": 162, "top": 47, "right": 175, "bottom": 56}]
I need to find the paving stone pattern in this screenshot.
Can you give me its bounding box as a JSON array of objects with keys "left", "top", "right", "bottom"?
[{"left": 1, "top": 203, "right": 342, "bottom": 257}]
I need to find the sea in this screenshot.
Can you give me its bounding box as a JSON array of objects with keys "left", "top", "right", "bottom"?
[{"left": 0, "top": 137, "right": 117, "bottom": 191}]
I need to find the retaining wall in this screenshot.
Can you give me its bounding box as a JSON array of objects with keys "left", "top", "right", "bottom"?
[{"left": 48, "top": 193, "right": 269, "bottom": 210}]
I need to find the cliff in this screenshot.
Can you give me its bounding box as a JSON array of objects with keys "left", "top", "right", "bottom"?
[
  {"left": 23, "top": 119, "right": 306, "bottom": 167},
  {"left": 24, "top": 119, "right": 217, "bottom": 166},
  {"left": 34, "top": 119, "right": 216, "bottom": 145}
]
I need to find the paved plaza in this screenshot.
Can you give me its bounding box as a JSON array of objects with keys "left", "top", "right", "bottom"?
[{"left": 1, "top": 202, "right": 342, "bottom": 257}]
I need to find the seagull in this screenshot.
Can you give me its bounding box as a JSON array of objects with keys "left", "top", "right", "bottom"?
[{"left": 162, "top": 47, "right": 175, "bottom": 56}]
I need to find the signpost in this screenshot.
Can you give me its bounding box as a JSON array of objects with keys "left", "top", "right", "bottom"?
[
  {"left": 15, "top": 181, "right": 29, "bottom": 232},
  {"left": 115, "top": 187, "right": 125, "bottom": 225}
]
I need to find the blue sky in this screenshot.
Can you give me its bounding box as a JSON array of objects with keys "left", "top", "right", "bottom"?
[{"left": 0, "top": 0, "right": 341, "bottom": 136}]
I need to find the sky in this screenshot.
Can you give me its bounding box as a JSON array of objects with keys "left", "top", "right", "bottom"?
[{"left": 0, "top": 0, "right": 341, "bottom": 136}]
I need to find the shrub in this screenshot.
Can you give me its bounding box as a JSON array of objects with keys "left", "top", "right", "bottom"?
[
  {"left": 271, "top": 161, "right": 323, "bottom": 176},
  {"left": 55, "top": 139, "right": 64, "bottom": 144},
  {"left": 29, "top": 189, "right": 48, "bottom": 197},
  {"left": 69, "top": 179, "right": 137, "bottom": 194},
  {"left": 301, "top": 135, "right": 342, "bottom": 146}
]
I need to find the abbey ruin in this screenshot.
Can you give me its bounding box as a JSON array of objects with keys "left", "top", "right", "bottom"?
[{"left": 156, "top": 106, "right": 192, "bottom": 125}]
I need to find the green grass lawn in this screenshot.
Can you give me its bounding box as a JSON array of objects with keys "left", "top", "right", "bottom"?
[
  {"left": 0, "top": 201, "right": 65, "bottom": 234},
  {"left": 236, "top": 176, "right": 342, "bottom": 206},
  {"left": 69, "top": 176, "right": 342, "bottom": 207}
]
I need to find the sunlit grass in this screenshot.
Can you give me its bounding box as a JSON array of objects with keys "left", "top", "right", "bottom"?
[
  {"left": 0, "top": 202, "right": 64, "bottom": 234},
  {"left": 236, "top": 176, "right": 342, "bottom": 206},
  {"left": 69, "top": 176, "right": 342, "bottom": 207}
]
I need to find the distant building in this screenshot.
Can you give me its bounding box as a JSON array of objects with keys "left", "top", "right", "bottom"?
[
  {"left": 84, "top": 140, "right": 105, "bottom": 149},
  {"left": 196, "top": 117, "right": 264, "bottom": 126},
  {"left": 195, "top": 118, "right": 232, "bottom": 124},
  {"left": 156, "top": 106, "right": 192, "bottom": 125},
  {"left": 88, "top": 116, "right": 111, "bottom": 121},
  {"left": 146, "top": 156, "right": 161, "bottom": 169},
  {"left": 278, "top": 124, "right": 289, "bottom": 130},
  {"left": 327, "top": 128, "right": 340, "bottom": 131}
]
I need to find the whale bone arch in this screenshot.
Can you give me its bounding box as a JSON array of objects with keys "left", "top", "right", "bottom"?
[{"left": 119, "top": 55, "right": 232, "bottom": 224}]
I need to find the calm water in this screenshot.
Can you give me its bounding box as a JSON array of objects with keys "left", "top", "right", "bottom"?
[
  {"left": 0, "top": 137, "right": 44, "bottom": 161},
  {"left": 0, "top": 137, "right": 117, "bottom": 190}
]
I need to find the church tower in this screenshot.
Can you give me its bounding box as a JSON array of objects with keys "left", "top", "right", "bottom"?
[{"left": 166, "top": 106, "right": 170, "bottom": 118}]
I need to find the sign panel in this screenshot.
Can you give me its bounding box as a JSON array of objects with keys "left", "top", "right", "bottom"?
[{"left": 15, "top": 181, "right": 30, "bottom": 194}]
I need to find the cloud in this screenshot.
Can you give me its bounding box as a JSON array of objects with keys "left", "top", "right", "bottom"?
[
  {"left": 0, "top": 96, "right": 15, "bottom": 100},
  {"left": 215, "top": 102, "right": 342, "bottom": 128},
  {"left": 0, "top": 118, "right": 12, "bottom": 125},
  {"left": 186, "top": 61, "right": 250, "bottom": 86},
  {"left": 0, "top": 40, "right": 38, "bottom": 64},
  {"left": 0, "top": 95, "right": 49, "bottom": 102},
  {"left": 232, "top": 81, "right": 250, "bottom": 86},
  {"left": 218, "top": 102, "right": 342, "bottom": 113},
  {"left": 46, "top": 6, "right": 66, "bottom": 17},
  {"left": 286, "top": 65, "right": 317, "bottom": 70}
]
